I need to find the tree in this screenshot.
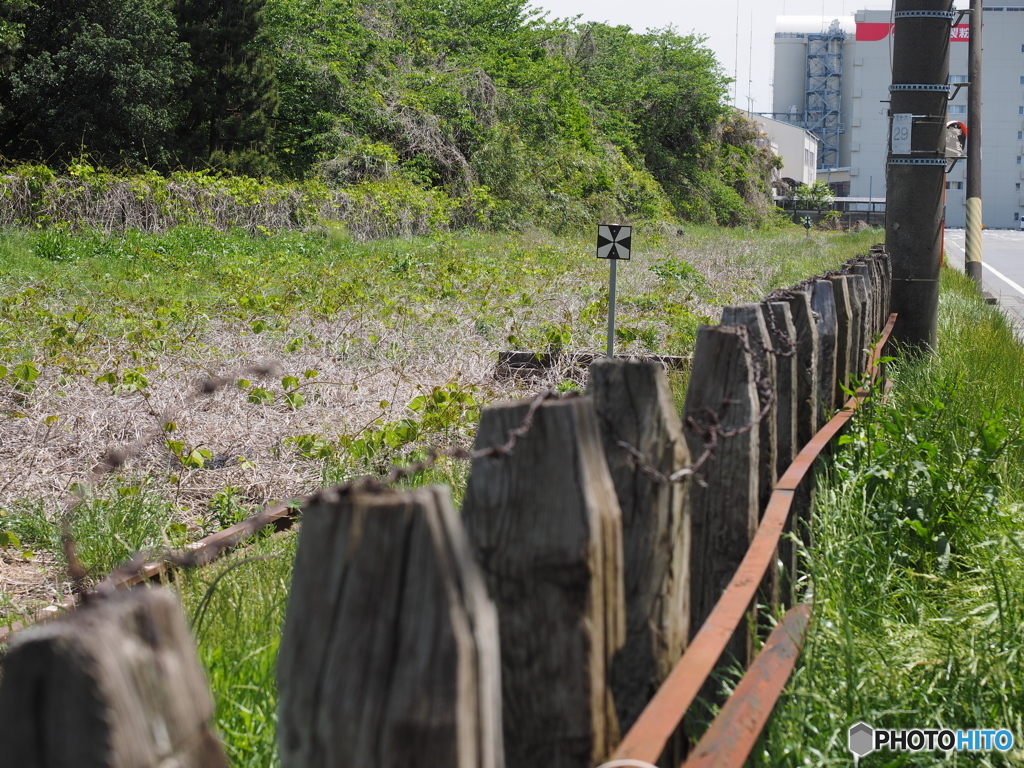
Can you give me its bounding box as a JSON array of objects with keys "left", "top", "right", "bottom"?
[
  {"left": 174, "top": 0, "right": 279, "bottom": 169},
  {"left": 793, "top": 180, "right": 835, "bottom": 211},
  {"left": 0, "top": 0, "right": 188, "bottom": 165},
  {"left": 564, "top": 25, "right": 732, "bottom": 219}
]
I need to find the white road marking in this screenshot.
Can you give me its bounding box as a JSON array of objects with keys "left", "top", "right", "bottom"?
[
  {"left": 942, "top": 232, "right": 1024, "bottom": 297},
  {"left": 983, "top": 263, "right": 1024, "bottom": 298}
]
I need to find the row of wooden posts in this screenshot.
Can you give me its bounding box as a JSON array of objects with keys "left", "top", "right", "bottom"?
[{"left": 0, "top": 248, "right": 892, "bottom": 768}]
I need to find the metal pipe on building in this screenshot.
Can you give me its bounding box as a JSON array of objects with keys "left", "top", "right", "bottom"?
[
  {"left": 965, "top": 0, "right": 984, "bottom": 289},
  {"left": 885, "top": 0, "right": 954, "bottom": 351}
]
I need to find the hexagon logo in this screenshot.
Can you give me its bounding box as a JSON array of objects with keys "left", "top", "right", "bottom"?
[{"left": 849, "top": 722, "right": 875, "bottom": 757}]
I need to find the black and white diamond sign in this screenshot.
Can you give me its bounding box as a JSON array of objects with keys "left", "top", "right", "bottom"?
[{"left": 597, "top": 224, "right": 631, "bottom": 260}]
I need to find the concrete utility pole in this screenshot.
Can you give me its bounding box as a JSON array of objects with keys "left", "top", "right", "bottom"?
[
  {"left": 885, "top": 0, "right": 954, "bottom": 351},
  {"left": 965, "top": 0, "right": 984, "bottom": 289}
]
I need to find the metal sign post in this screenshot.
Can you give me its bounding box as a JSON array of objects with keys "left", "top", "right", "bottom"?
[{"left": 596, "top": 224, "right": 632, "bottom": 357}]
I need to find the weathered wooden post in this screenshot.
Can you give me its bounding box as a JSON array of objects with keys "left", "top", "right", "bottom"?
[
  {"left": 779, "top": 289, "right": 819, "bottom": 452},
  {"left": 827, "top": 274, "right": 855, "bottom": 403},
  {"left": 851, "top": 262, "right": 877, "bottom": 338},
  {"left": 721, "top": 305, "right": 779, "bottom": 612},
  {"left": 587, "top": 360, "right": 690, "bottom": 733},
  {"left": 762, "top": 301, "right": 798, "bottom": 483},
  {"left": 810, "top": 280, "right": 839, "bottom": 425},
  {"left": 682, "top": 324, "right": 759, "bottom": 670},
  {"left": 722, "top": 304, "right": 777, "bottom": 514},
  {"left": 778, "top": 289, "right": 819, "bottom": 589},
  {"left": 845, "top": 272, "right": 869, "bottom": 378},
  {"left": 865, "top": 258, "right": 885, "bottom": 333},
  {"left": 277, "top": 485, "right": 503, "bottom": 768},
  {"left": 875, "top": 248, "right": 893, "bottom": 321},
  {"left": 0, "top": 588, "right": 227, "bottom": 768},
  {"left": 462, "top": 397, "right": 625, "bottom": 768}
]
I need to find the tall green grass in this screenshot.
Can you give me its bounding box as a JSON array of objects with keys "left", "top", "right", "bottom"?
[
  {"left": 3, "top": 480, "right": 183, "bottom": 582},
  {"left": 174, "top": 532, "right": 296, "bottom": 768},
  {"left": 755, "top": 269, "right": 1024, "bottom": 766}
]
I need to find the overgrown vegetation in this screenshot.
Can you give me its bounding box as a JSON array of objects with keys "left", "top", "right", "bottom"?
[
  {"left": 756, "top": 269, "right": 1024, "bottom": 766},
  {"left": 0, "top": 223, "right": 879, "bottom": 762},
  {"left": 0, "top": 0, "right": 778, "bottom": 227}
]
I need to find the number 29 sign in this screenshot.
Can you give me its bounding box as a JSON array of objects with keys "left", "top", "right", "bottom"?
[{"left": 891, "top": 113, "right": 912, "bottom": 156}]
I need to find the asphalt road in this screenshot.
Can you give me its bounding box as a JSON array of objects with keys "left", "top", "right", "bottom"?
[{"left": 944, "top": 228, "right": 1024, "bottom": 338}]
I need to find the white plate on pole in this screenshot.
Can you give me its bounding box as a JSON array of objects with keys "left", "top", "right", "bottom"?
[{"left": 597, "top": 225, "right": 632, "bottom": 260}]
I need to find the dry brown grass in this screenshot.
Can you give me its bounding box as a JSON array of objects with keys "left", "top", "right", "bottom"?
[{"left": 0, "top": 224, "right": 876, "bottom": 618}]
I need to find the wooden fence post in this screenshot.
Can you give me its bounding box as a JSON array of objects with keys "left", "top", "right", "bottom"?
[
  {"left": 762, "top": 302, "right": 798, "bottom": 484},
  {"left": 462, "top": 397, "right": 625, "bottom": 768},
  {"left": 721, "top": 305, "right": 779, "bottom": 614},
  {"left": 851, "top": 262, "right": 877, "bottom": 338},
  {"left": 277, "top": 485, "right": 503, "bottom": 768},
  {"left": 778, "top": 290, "right": 819, "bottom": 588},
  {"left": 874, "top": 248, "right": 893, "bottom": 321},
  {"left": 827, "top": 274, "right": 855, "bottom": 404},
  {"left": 721, "top": 304, "right": 777, "bottom": 515},
  {"left": 780, "top": 290, "right": 819, "bottom": 452},
  {"left": 845, "top": 272, "right": 869, "bottom": 378},
  {"left": 866, "top": 259, "right": 885, "bottom": 333},
  {"left": 587, "top": 360, "right": 690, "bottom": 734},
  {"left": 682, "top": 324, "right": 759, "bottom": 671},
  {"left": 0, "top": 588, "right": 227, "bottom": 768},
  {"left": 810, "top": 280, "right": 838, "bottom": 425}
]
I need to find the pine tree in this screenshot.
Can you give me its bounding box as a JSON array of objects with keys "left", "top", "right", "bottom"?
[{"left": 174, "top": 0, "right": 279, "bottom": 169}]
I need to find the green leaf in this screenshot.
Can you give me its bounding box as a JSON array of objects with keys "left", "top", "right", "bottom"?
[
  {"left": 247, "top": 387, "right": 274, "bottom": 405},
  {"left": 14, "top": 361, "right": 39, "bottom": 382}
]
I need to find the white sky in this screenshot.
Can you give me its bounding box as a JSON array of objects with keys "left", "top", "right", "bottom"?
[{"left": 529, "top": 1, "right": 970, "bottom": 113}]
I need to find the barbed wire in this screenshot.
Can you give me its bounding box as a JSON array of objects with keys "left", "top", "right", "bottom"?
[
  {"left": 33, "top": 251, "right": 893, "bottom": 625},
  {"left": 67, "top": 387, "right": 561, "bottom": 605}
]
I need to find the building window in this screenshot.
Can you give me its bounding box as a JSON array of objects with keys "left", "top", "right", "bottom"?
[
  {"left": 946, "top": 181, "right": 964, "bottom": 190},
  {"left": 1019, "top": 131, "right": 1023, "bottom": 140},
  {"left": 949, "top": 104, "right": 967, "bottom": 115},
  {"left": 1018, "top": 183, "right": 1022, "bottom": 190},
  {"left": 1019, "top": 156, "right": 1022, "bottom": 164},
  {"left": 950, "top": 74, "right": 968, "bottom": 83}
]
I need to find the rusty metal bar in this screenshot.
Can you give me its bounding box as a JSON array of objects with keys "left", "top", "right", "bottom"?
[
  {"left": 681, "top": 603, "right": 812, "bottom": 768},
  {"left": 611, "top": 313, "right": 896, "bottom": 765},
  {"left": 0, "top": 501, "right": 297, "bottom": 645}
]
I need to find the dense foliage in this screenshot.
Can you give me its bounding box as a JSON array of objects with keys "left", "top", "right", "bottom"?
[
  {"left": 0, "top": 0, "right": 778, "bottom": 227},
  {"left": 758, "top": 272, "right": 1024, "bottom": 766}
]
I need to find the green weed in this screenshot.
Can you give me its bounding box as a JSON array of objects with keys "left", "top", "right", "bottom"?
[{"left": 755, "top": 269, "right": 1024, "bottom": 766}]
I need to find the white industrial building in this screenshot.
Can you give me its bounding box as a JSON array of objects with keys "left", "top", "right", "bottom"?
[
  {"left": 770, "top": 7, "right": 1024, "bottom": 228},
  {"left": 748, "top": 113, "right": 819, "bottom": 188}
]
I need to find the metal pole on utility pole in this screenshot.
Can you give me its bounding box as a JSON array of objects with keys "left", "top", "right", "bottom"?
[
  {"left": 885, "top": 0, "right": 953, "bottom": 352},
  {"left": 965, "top": 0, "right": 984, "bottom": 290}
]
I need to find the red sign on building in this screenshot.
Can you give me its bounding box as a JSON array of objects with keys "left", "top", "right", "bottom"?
[{"left": 855, "top": 23, "right": 970, "bottom": 42}]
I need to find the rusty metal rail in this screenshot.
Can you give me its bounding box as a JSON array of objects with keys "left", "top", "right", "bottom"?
[
  {"left": 682, "top": 603, "right": 811, "bottom": 768},
  {"left": 610, "top": 313, "right": 897, "bottom": 767},
  {"left": 0, "top": 501, "right": 299, "bottom": 645},
  {"left": 0, "top": 389, "right": 558, "bottom": 645}
]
